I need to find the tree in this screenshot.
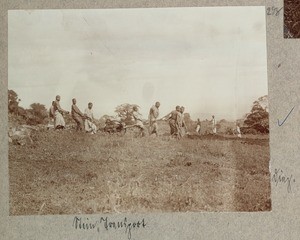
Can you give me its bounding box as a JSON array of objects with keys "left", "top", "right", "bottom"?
[
  {"left": 26, "top": 103, "right": 48, "bottom": 125},
  {"left": 8, "top": 89, "right": 21, "bottom": 115},
  {"left": 244, "top": 95, "right": 269, "bottom": 133},
  {"left": 115, "top": 103, "right": 140, "bottom": 124}
]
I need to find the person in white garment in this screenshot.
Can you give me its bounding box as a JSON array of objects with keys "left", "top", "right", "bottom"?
[
  {"left": 196, "top": 118, "right": 201, "bottom": 134},
  {"left": 211, "top": 115, "right": 217, "bottom": 134},
  {"left": 53, "top": 95, "right": 69, "bottom": 130},
  {"left": 236, "top": 123, "right": 242, "bottom": 138},
  {"left": 84, "top": 102, "right": 97, "bottom": 134},
  {"left": 47, "top": 101, "right": 56, "bottom": 130}
]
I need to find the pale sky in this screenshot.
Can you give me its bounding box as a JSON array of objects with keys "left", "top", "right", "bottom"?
[{"left": 8, "top": 7, "right": 268, "bottom": 120}]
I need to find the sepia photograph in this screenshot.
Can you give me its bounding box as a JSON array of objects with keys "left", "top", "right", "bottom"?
[
  {"left": 284, "top": 0, "right": 300, "bottom": 38},
  {"left": 8, "top": 7, "right": 271, "bottom": 215}
]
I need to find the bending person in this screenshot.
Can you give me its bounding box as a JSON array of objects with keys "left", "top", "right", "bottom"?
[
  {"left": 71, "top": 98, "right": 85, "bottom": 131},
  {"left": 179, "top": 106, "right": 188, "bottom": 137},
  {"left": 163, "top": 106, "right": 181, "bottom": 137},
  {"left": 132, "top": 106, "right": 146, "bottom": 137},
  {"left": 54, "top": 95, "right": 69, "bottom": 130}
]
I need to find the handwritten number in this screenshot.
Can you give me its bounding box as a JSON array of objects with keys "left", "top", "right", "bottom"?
[
  {"left": 266, "top": 6, "right": 283, "bottom": 16},
  {"left": 275, "top": 7, "right": 283, "bottom": 16}
]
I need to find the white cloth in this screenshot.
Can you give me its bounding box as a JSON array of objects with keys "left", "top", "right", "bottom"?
[
  {"left": 85, "top": 120, "right": 97, "bottom": 134},
  {"left": 213, "top": 127, "right": 217, "bottom": 134},
  {"left": 237, "top": 126, "right": 242, "bottom": 138},
  {"left": 133, "top": 111, "right": 145, "bottom": 129},
  {"left": 212, "top": 117, "right": 216, "bottom": 134},
  {"left": 84, "top": 108, "right": 97, "bottom": 134},
  {"left": 196, "top": 125, "right": 201, "bottom": 133},
  {"left": 54, "top": 110, "right": 65, "bottom": 128}
]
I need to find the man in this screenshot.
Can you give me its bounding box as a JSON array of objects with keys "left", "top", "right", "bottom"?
[
  {"left": 47, "top": 101, "right": 55, "bottom": 130},
  {"left": 211, "top": 115, "right": 217, "bottom": 134},
  {"left": 148, "top": 101, "right": 160, "bottom": 136},
  {"left": 53, "top": 95, "right": 69, "bottom": 130},
  {"left": 132, "top": 106, "right": 146, "bottom": 137},
  {"left": 163, "top": 106, "right": 181, "bottom": 137},
  {"left": 84, "top": 102, "right": 97, "bottom": 134},
  {"left": 71, "top": 98, "right": 85, "bottom": 131},
  {"left": 178, "top": 106, "right": 188, "bottom": 137},
  {"left": 196, "top": 118, "right": 201, "bottom": 134},
  {"left": 236, "top": 122, "right": 242, "bottom": 138}
]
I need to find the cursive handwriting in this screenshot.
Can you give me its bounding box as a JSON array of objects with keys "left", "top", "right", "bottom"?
[
  {"left": 277, "top": 106, "right": 295, "bottom": 126},
  {"left": 72, "top": 216, "right": 146, "bottom": 240},
  {"left": 272, "top": 168, "right": 296, "bottom": 193}
]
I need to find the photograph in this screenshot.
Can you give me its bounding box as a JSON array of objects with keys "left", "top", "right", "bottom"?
[
  {"left": 8, "top": 6, "right": 271, "bottom": 215},
  {"left": 284, "top": 0, "right": 300, "bottom": 38}
]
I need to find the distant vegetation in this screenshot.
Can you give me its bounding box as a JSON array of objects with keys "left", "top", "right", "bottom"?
[
  {"left": 8, "top": 89, "right": 48, "bottom": 126},
  {"left": 242, "top": 95, "right": 269, "bottom": 134},
  {"left": 8, "top": 90, "right": 269, "bottom": 135}
]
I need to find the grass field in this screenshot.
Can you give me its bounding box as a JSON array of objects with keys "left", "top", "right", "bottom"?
[{"left": 9, "top": 122, "right": 271, "bottom": 215}]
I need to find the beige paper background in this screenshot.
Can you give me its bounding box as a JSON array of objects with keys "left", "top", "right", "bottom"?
[{"left": 1, "top": 0, "right": 300, "bottom": 239}]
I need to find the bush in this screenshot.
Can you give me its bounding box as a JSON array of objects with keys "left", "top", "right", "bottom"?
[{"left": 244, "top": 96, "right": 269, "bottom": 134}]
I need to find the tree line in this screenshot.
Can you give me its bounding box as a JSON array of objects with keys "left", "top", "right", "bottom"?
[
  {"left": 8, "top": 89, "right": 269, "bottom": 134},
  {"left": 8, "top": 89, "right": 48, "bottom": 125}
]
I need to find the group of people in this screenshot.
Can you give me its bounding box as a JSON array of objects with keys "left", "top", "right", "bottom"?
[
  {"left": 160, "top": 105, "right": 187, "bottom": 138},
  {"left": 128, "top": 101, "right": 161, "bottom": 137},
  {"left": 49, "top": 95, "right": 97, "bottom": 134},
  {"left": 48, "top": 96, "right": 241, "bottom": 138},
  {"left": 134, "top": 103, "right": 213, "bottom": 139},
  {"left": 133, "top": 102, "right": 189, "bottom": 138}
]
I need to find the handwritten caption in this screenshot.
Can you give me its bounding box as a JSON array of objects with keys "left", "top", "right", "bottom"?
[
  {"left": 272, "top": 168, "right": 296, "bottom": 193},
  {"left": 266, "top": 6, "right": 283, "bottom": 16},
  {"left": 72, "top": 216, "right": 146, "bottom": 240}
]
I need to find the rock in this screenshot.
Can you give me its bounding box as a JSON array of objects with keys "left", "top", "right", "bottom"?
[{"left": 9, "top": 126, "right": 34, "bottom": 146}]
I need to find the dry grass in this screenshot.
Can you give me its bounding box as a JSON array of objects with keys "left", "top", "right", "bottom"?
[{"left": 9, "top": 122, "right": 271, "bottom": 215}]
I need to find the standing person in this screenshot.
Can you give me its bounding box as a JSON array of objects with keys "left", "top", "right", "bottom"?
[
  {"left": 211, "top": 115, "right": 217, "bottom": 134},
  {"left": 179, "top": 106, "right": 187, "bottom": 137},
  {"left": 163, "top": 106, "right": 181, "bottom": 137},
  {"left": 196, "top": 118, "right": 201, "bottom": 134},
  {"left": 148, "top": 101, "right": 160, "bottom": 136},
  {"left": 53, "top": 95, "right": 69, "bottom": 130},
  {"left": 84, "top": 102, "right": 97, "bottom": 134},
  {"left": 71, "top": 98, "right": 85, "bottom": 131},
  {"left": 47, "top": 101, "right": 56, "bottom": 130},
  {"left": 132, "top": 106, "right": 146, "bottom": 137},
  {"left": 236, "top": 123, "right": 242, "bottom": 138}
]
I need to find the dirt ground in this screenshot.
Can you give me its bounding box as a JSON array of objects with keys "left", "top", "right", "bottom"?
[{"left": 9, "top": 123, "right": 271, "bottom": 215}]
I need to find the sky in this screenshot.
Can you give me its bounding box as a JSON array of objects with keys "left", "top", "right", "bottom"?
[{"left": 8, "top": 7, "right": 268, "bottom": 121}]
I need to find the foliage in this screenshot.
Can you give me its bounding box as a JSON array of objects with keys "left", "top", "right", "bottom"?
[
  {"left": 8, "top": 89, "right": 21, "bottom": 115},
  {"left": 25, "top": 103, "right": 49, "bottom": 125},
  {"left": 244, "top": 95, "right": 269, "bottom": 133},
  {"left": 8, "top": 90, "right": 50, "bottom": 126},
  {"left": 115, "top": 103, "right": 140, "bottom": 124}
]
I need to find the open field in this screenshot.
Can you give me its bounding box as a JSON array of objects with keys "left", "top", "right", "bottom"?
[{"left": 9, "top": 122, "right": 271, "bottom": 215}]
